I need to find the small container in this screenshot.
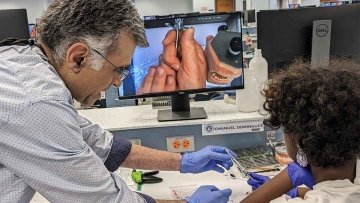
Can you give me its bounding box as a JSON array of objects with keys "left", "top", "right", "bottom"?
[
  {"left": 249, "top": 49, "right": 268, "bottom": 115},
  {"left": 236, "top": 69, "right": 260, "bottom": 112}
]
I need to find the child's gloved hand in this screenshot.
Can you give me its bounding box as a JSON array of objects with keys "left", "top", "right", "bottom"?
[
  {"left": 247, "top": 172, "right": 270, "bottom": 190},
  {"left": 287, "top": 188, "right": 298, "bottom": 198},
  {"left": 287, "top": 162, "right": 315, "bottom": 189},
  {"left": 248, "top": 172, "right": 299, "bottom": 198}
]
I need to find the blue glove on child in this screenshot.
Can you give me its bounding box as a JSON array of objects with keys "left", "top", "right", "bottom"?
[
  {"left": 247, "top": 172, "right": 299, "bottom": 198},
  {"left": 287, "top": 162, "right": 315, "bottom": 189},
  {"left": 180, "top": 146, "right": 235, "bottom": 173},
  {"left": 247, "top": 172, "right": 270, "bottom": 190},
  {"left": 186, "top": 185, "right": 232, "bottom": 203},
  {"left": 286, "top": 188, "right": 298, "bottom": 198}
]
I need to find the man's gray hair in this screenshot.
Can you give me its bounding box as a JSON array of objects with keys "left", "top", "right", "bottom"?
[{"left": 38, "top": 0, "right": 148, "bottom": 70}]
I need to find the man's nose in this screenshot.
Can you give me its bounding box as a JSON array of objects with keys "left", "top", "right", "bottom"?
[{"left": 112, "top": 75, "right": 121, "bottom": 88}]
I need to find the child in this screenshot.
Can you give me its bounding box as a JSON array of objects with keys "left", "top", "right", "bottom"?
[{"left": 241, "top": 59, "right": 360, "bottom": 203}]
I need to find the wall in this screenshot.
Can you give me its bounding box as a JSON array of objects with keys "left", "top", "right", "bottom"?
[
  {"left": 135, "top": 0, "right": 193, "bottom": 17},
  {"left": 251, "top": 0, "right": 270, "bottom": 12},
  {"left": 269, "top": 0, "right": 279, "bottom": 9},
  {"left": 235, "top": 0, "right": 244, "bottom": 10},
  {"left": 193, "top": 0, "right": 216, "bottom": 13},
  {"left": 0, "top": 0, "right": 50, "bottom": 23},
  {"left": 301, "top": 0, "right": 320, "bottom": 6}
]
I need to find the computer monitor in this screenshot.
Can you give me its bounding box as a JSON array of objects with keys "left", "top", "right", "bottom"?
[
  {"left": 257, "top": 4, "right": 360, "bottom": 73},
  {"left": 0, "top": 9, "right": 30, "bottom": 41},
  {"left": 242, "top": 10, "right": 256, "bottom": 26},
  {"left": 119, "top": 12, "right": 244, "bottom": 121}
]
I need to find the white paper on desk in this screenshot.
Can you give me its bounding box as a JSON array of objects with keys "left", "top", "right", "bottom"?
[
  {"left": 169, "top": 184, "right": 242, "bottom": 202},
  {"left": 115, "top": 168, "right": 134, "bottom": 186}
]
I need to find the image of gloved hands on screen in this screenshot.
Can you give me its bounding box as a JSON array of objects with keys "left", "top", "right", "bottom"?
[{"left": 137, "top": 28, "right": 207, "bottom": 94}]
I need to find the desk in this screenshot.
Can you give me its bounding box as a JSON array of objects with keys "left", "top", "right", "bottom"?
[
  {"left": 32, "top": 169, "right": 281, "bottom": 203},
  {"left": 78, "top": 100, "right": 265, "bottom": 132},
  {"left": 30, "top": 170, "right": 250, "bottom": 202},
  {"left": 138, "top": 170, "right": 251, "bottom": 202},
  {"left": 31, "top": 100, "right": 281, "bottom": 202}
]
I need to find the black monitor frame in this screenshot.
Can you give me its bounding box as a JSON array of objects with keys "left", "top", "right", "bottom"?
[
  {"left": 0, "top": 9, "right": 30, "bottom": 41},
  {"left": 257, "top": 4, "right": 360, "bottom": 74},
  {"left": 242, "top": 9, "right": 256, "bottom": 25},
  {"left": 118, "top": 12, "right": 244, "bottom": 121}
]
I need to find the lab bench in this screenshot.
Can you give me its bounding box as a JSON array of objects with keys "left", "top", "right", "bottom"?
[{"left": 31, "top": 100, "right": 283, "bottom": 202}]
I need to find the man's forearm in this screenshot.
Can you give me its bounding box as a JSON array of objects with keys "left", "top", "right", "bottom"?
[
  {"left": 121, "top": 144, "right": 182, "bottom": 171},
  {"left": 241, "top": 169, "right": 293, "bottom": 203}
]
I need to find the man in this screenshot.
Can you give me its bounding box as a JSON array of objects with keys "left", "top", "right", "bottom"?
[{"left": 0, "top": 0, "right": 234, "bottom": 202}]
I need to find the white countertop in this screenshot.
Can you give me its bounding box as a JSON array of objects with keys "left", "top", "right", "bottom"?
[
  {"left": 78, "top": 100, "right": 265, "bottom": 131},
  {"left": 31, "top": 170, "right": 251, "bottom": 203},
  {"left": 140, "top": 170, "right": 251, "bottom": 202},
  {"left": 32, "top": 168, "right": 281, "bottom": 203}
]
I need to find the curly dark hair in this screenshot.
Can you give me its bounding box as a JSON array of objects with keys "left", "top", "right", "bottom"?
[
  {"left": 38, "top": 0, "right": 148, "bottom": 67},
  {"left": 263, "top": 59, "right": 360, "bottom": 167}
]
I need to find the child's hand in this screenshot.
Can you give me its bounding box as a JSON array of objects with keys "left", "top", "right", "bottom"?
[{"left": 247, "top": 172, "right": 270, "bottom": 190}]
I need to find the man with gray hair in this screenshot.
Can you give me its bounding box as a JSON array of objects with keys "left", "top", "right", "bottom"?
[{"left": 0, "top": 0, "right": 233, "bottom": 203}]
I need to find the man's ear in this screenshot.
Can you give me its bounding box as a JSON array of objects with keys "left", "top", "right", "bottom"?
[{"left": 66, "top": 43, "right": 90, "bottom": 73}]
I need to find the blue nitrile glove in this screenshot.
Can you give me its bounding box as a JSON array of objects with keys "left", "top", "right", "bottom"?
[
  {"left": 180, "top": 146, "right": 235, "bottom": 173},
  {"left": 287, "top": 188, "right": 298, "bottom": 198},
  {"left": 287, "top": 162, "right": 315, "bottom": 189},
  {"left": 186, "top": 185, "right": 232, "bottom": 203},
  {"left": 247, "top": 172, "right": 270, "bottom": 190},
  {"left": 248, "top": 172, "right": 299, "bottom": 198}
]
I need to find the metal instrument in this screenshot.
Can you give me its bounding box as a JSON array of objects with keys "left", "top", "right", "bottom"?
[
  {"left": 225, "top": 148, "right": 249, "bottom": 178},
  {"left": 165, "top": 18, "right": 186, "bottom": 57}
]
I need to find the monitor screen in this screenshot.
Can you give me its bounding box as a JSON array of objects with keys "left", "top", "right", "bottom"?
[
  {"left": 257, "top": 4, "right": 360, "bottom": 73},
  {"left": 119, "top": 12, "right": 244, "bottom": 99},
  {"left": 119, "top": 12, "right": 244, "bottom": 121},
  {"left": 0, "top": 9, "right": 30, "bottom": 41}
]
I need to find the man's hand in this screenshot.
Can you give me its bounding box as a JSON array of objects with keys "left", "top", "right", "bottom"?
[
  {"left": 180, "top": 146, "right": 235, "bottom": 174},
  {"left": 162, "top": 28, "right": 207, "bottom": 90},
  {"left": 287, "top": 162, "right": 315, "bottom": 189},
  {"left": 186, "top": 185, "right": 232, "bottom": 203},
  {"left": 137, "top": 65, "right": 177, "bottom": 94}
]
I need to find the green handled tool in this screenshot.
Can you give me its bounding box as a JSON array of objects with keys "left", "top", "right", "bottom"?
[{"left": 131, "top": 170, "right": 163, "bottom": 184}]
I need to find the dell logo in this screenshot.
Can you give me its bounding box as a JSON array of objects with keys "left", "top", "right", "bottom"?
[{"left": 316, "top": 24, "right": 329, "bottom": 37}]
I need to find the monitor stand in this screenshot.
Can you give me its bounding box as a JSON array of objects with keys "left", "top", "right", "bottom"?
[{"left": 157, "top": 94, "right": 207, "bottom": 122}]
